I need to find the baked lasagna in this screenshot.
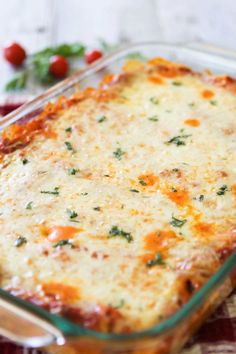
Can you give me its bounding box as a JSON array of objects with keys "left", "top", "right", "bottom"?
[{"left": 0, "top": 57, "right": 235, "bottom": 334}]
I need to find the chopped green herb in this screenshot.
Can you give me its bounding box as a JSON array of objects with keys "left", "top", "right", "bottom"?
[
  {"left": 81, "top": 192, "right": 88, "bottom": 196},
  {"left": 150, "top": 97, "right": 159, "bottom": 104},
  {"left": 112, "top": 299, "right": 126, "bottom": 309},
  {"left": 130, "top": 189, "right": 140, "bottom": 193},
  {"left": 216, "top": 185, "right": 229, "bottom": 196},
  {"left": 199, "top": 195, "right": 204, "bottom": 201},
  {"left": 210, "top": 100, "right": 217, "bottom": 106},
  {"left": 93, "top": 207, "right": 101, "bottom": 211},
  {"left": 148, "top": 115, "right": 159, "bottom": 122},
  {"left": 40, "top": 187, "right": 59, "bottom": 195},
  {"left": 188, "top": 102, "right": 195, "bottom": 107},
  {"left": 65, "top": 141, "right": 76, "bottom": 153},
  {"left": 139, "top": 179, "right": 147, "bottom": 186},
  {"left": 26, "top": 202, "right": 33, "bottom": 210},
  {"left": 171, "top": 187, "right": 177, "bottom": 192},
  {"left": 146, "top": 252, "right": 165, "bottom": 267},
  {"left": 108, "top": 226, "right": 133, "bottom": 243},
  {"left": 65, "top": 127, "right": 72, "bottom": 133},
  {"left": 172, "top": 168, "right": 180, "bottom": 173},
  {"left": 170, "top": 215, "right": 187, "bottom": 228},
  {"left": 68, "top": 168, "right": 79, "bottom": 175},
  {"left": 113, "top": 148, "right": 125, "bottom": 160},
  {"left": 172, "top": 81, "right": 182, "bottom": 86},
  {"left": 38, "top": 171, "right": 47, "bottom": 175},
  {"left": 14, "top": 236, "right": 27, "bottom": 247},
  {"left": 22, "top": 158, "right": 29, "bottom": 165},
  {"left": 53, "top": 239, "right": 73, "bottom": 248},
  {"left": 165, "top": 134, "right": 191, "bottom": 146},
  {"left": 97, "top": 115, "right": 107, "bottom": 123},
  {"left": 67, "top": 209, "right": 78, "bottom": 219},
  {"left": 120, "top": 95, "right": 128, "bottom": 100},
  {"left": 104, "top": 174, "right": 110, "bottom": 177}
]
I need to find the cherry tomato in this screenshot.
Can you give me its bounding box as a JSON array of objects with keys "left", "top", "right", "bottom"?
[
  {"left": 85, "top": 50, "right": 103, "bottom": 64},
  {"left": 3, "top": 42, "right": 26, "bottom": 66},
  {"left": 49, "top": 55, "right": 69, "bottom": 78}
]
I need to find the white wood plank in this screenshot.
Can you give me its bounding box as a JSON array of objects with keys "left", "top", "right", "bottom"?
[
  {"left": 54, "top": 0, "right": 161, "bottom": 45},
  {"left": 1, "top": 0, "right": 236, "bottom": 94},
  {"left": 0, "top": 0, "right": 55, "bottom": 50},
  {"left": 1, "top": 0, "right": 236, "bottom": 51},
  {"left": 0, "top": 0, "right": 55, "bottom": 90},
  {"left": 54, "top": 0, "right": 236, "bottom": 49},
  {"left": 156, "top": 0, "right": 236, "bottom": 49}
]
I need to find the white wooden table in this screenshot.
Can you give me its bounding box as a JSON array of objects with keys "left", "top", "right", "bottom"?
[{"left": 0, "top": 0, "right": 236, "bottom": 92}]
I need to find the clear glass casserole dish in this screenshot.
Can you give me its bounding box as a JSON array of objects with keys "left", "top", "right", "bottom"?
[{"left": 0, "top": 41, "right": 236, "bottom": 354}]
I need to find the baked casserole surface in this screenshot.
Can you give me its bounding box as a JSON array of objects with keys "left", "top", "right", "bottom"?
[{"left": 0, "top": 57, "right": 235, "bottom": 333}]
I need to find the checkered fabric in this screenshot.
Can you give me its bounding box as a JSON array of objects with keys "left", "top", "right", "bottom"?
[
  {"left": 1, "top": 289, "right": 236, "bottom": 354},
  {"left": 182, "top": 289, "right": 236, "bottom": 354}
]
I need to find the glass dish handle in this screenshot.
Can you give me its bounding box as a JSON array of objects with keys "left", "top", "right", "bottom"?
[
  {"left": 185, "top": 41, "right": 236, "bottom": 60},
  {"left": 0, "top": 294, "right": 65, "bottom": 348}
]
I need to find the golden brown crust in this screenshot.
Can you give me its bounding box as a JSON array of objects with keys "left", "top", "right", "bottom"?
[{"left": 1, "top": 58, "right": 236, "bottom": 156}]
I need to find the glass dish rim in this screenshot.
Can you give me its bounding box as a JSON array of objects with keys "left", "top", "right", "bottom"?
[
  {"left": 0, "top": 253, "right": 235, "bottom": 340},
  {"left": 1, "top": 41, "right": 236, "bottom": 341}
]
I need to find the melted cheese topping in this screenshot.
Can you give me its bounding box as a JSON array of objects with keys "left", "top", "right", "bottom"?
[{"left": 0, "top": 59, "right": 236, "bottom": 332}]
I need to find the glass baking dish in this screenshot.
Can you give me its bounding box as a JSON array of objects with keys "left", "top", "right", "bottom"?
[{"left": 0, "top": 42, "right": 236, "bottom": 354}]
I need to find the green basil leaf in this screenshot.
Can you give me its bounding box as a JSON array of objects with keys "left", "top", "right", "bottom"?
[
  {"left": 53, "top": 43, "right": 85, "bottom": 57},
  {"left": 5, "top": 71, "right": 27, "bottom": 91},
  {"left": 32, "top": 56, "right": 53, "bottom": 83},
  {"left": 32, "top": 42, "right": 85, "bottom": 59}
]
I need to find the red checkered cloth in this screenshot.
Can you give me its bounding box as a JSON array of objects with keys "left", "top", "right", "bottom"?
[
  {"left": 0, "top": 289, "right": 236, "bottom": 354},
  {"left": 0, "top": 96, "right": 30, "bottom": 117},
  {"left": 0, "top": 101, "right": 235, "bottom": 354}
]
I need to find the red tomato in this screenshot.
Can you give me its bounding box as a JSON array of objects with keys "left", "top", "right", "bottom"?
[
  {"left": 85, "top": 50, "right": 103, "bottom": 64},
  {"left": 3, "top": 42, "right": 26, "bottom": 66},
  {"left": 49, "top": 55, "right": 69, "bottom": 78}
]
